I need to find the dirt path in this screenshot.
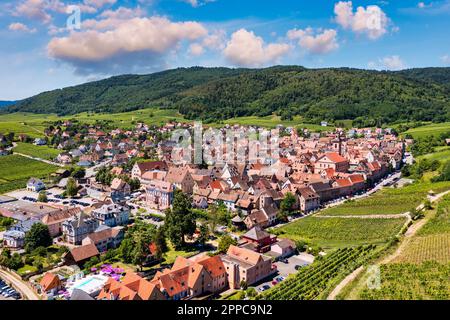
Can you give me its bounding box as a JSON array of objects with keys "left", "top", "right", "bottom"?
[
  {"left": 12, "top": 152, "right": 64, "bottom": 167},
  {"left": 0, "top": 269, "right": 40, "bottom": 300},
  {"left": 327, "top": 266, "right": 364, "bottom": 300}
]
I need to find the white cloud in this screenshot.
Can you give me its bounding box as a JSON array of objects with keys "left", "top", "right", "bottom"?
[
  {"left": 334, "top": 1, "right": 390, "bottom": 39},
  {"left": 287, "top": 28, "right": 339, "bottom": 54},
  {"left": 8, "top": 22, "right": 37, "bottom": 33},
  {"left": 14, "top": 0, "right": 52, "bottom": 24},
  {"left": 182, "top": 0, "right": 215, "bottom": 7},
  {"left": 417, "top": 2, "right": 433, "bottom": 9},
  {"left": 202, "top": 29, "right": 227, "bottom": 50},
  {"left": 441, "top": 55, "right": 450, "bottom": 65},
  {"left": 47, "top": 16, "right": 208, "bottom": 74},
  {"left": 369, "top": 55, "right": 406, "bottom": 70},
  {"left": 223, "top": 29, "right": 291, "bottom": 67},
  {"left": 189, "top": 43, "right": 205, "bottom": 56},
  {"left": 83, "top": 0, "right": 117, "bottom": 8}
]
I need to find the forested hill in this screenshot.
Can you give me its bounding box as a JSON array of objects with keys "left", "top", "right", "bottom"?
[{"left": 4, "top": 66, "right": 450, "bottom": 125}]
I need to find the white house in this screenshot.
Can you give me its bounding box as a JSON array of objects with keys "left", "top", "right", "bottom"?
[{"left": 27, "top": 178, "right": 45, "bottom": 192}]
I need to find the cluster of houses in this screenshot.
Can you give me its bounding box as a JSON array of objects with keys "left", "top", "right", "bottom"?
[
  {"left": 38, "top": 225, "right": 294, "bottom": 300},
  {"left": 127, "top": 125, "right": 405, "bottom": 230},
  {"left": 1, "top": 121, "right": 407, "bottom": 300}
]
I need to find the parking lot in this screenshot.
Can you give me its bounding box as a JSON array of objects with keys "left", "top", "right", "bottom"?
[
  {"left": 5, "top": 187, "right": 99, "bottom": 208},
  {"left": 254, "top": 253, "right": 315, "bottom": 293},
  {"left": 0, "top": 278, "right": 22, "bottom": 300}
]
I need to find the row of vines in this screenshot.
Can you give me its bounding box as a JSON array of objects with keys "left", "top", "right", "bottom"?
[{"left": 259, "top": 245, "right": 377, "bottom": 300}]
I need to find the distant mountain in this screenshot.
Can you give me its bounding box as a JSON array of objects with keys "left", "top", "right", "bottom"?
[
  {"left": 0, "top": 100, "right": 17, "bottom": 108},
  {"left": 4, "top": 66, "right": 450, "bottom": 125}
]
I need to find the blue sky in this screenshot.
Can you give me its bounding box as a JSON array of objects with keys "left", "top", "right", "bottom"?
[{"left": 0, "top": 0, "right": 449, "bottom": 100}]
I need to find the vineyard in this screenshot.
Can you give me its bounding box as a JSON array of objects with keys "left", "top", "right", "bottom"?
[
  {"left": 13, "top": 142, "right": 61, "bottom": 161},
  {"left": 260, "top": 245, "right": 377, "bottom": 300},
  {"left": 359, "top": 261, "right": 450, "bottom": 300},
  {"left": 393, "top": 234, "right": 450, "bottom": 264},
  {"left": 318, "top": 181, "right": 450, "bottom": 216},
  {"left": 419, "top": 195, "right": 450, "bottom": 236},
  {"left": 0, "top": 154, "right": 57, "bottom": 194},
  {"left": 275, "top": 216, "right": 406, "bottom": 248}
]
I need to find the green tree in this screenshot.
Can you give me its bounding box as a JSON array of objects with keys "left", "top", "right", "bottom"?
[
  {"left": 24, "top": 223, "right": 52, "bottom": 252},
  {"left": 38, "top": 191, "right": 48, "bottom": 203},
  {"left": 279, "top": 192, "right": 297, "bottom": 221},
  {"left": 66, "top": 177, "right": 78, "bottom": 197},
  {"left": 164, "top": 190, "right": 196, "bottom": 249},
  {"left": 218, "top": 235, "right": 237, "bottom": 254},
  {"left": 119, "top": 238, "right": 135, "bottom": 263},
  {"left": 132, "top": 233, "right": 149, "bottom": 271},
  {"left": 153, "top": 227, "right": 168, "bottom": 260},
  {"left": 197, "top": 224, "right": 209, "bottom": 246}
]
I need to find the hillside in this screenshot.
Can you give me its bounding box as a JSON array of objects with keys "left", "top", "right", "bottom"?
[{"left": 4, "top": 66, "right": 450, "bottom": 125}]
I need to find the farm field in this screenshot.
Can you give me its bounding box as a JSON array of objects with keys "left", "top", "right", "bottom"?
[
  {"left": 417, "top": 146, "right": 450, "bottom": 163},
  {"left": 358, "top": 261, "right": 450, "bottom": 300},
  {"left": 220, "top": 115, "right": 330, "bottom": 130},
  {"left": 404, "top": 122, "right": 450, "bottom": 139},
  {"left": 317, "top": 181, "right": 450, "bottom": 216},
  {"left": 0, "top": 110, "right": 332, "bottom": 135},
  {"left": 0, "top": 154, "right": 57, "bottom": 194},
  {"left": 260, "top": 245, "right": 377, "bottom": 300},
  {"left": 13, "top": 142, "right": 61, "bottom": 160},
  {"left": 274, "top": 216, "right": 407, "bottom": 249}
]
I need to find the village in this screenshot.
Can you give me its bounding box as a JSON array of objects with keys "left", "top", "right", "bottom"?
[{"left": 0, "top": 119, "right": 407, "bottom": 300}]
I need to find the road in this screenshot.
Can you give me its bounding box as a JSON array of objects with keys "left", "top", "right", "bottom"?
[
  {"left": 0, "top": 268, "right": 40, "bottom": 300},
  {"left": 85, "top": 159, "right": 112, "bottom": 178}
]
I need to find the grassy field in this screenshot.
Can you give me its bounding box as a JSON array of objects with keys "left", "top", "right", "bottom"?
[
  {"left": 404, "top": 122, "right": 450, "bottom": 139},
  {"left": 0, "top": 111, "right": 333, "bottom": 136},
  {"left": 13, "top": 142, "right": 61, "bottom": 160},
  {"left": 219, "top": 115, "right": 330, "bottom": 130},
  {"left": 0, "top": 154, "right": 57, "bottom": 194},
  {"left": 317, "top": 181, "right": 450, "bottom": 216},
  {"left": 417, "top": 146, "right": 450, "bottom": 163},
  {"left": 274, "top": 216, "right": 407, "bottom": 249}
]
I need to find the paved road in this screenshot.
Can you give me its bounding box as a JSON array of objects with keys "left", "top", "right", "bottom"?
[
  {"left": 0, "top": 269, "right": 40, "bottom": 300},
  {"left": 85, "top": 159, "right": 112, "bottom": 178}
]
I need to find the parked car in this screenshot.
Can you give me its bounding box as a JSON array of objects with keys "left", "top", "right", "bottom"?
[{"left": 258, "top": 284, "right": 271, "bottom": 292}]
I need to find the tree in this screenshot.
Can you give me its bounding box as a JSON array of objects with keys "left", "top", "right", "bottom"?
[
  {"left": 119, "top": 238, "right": 135, "bottom": 263},
  {"left": 218, "top": 235, "right": 237, "bottom": 254},
  {"left": 38, "top": 191, "right": 48, "bottom": 203},
  {"left": 132, "top": 233, "right": 149, "bottom": 271},
  {"left": 66, "top": 177, "right": 78, "bottom": 197},
  {"left": 197, "top": 224, "right": 209, "bottom": 246},
  {"left": 164, "top": 190, "right": 196, "bottom": 249},
  {"left": 153, "top": 227, "right": 168, "bottom": 260},
  {"left": 279, "top": 192, "right": 297, "bottom": 221},
  {"left": 24, "top": 223, "right": 52, "bottom": 252}
]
